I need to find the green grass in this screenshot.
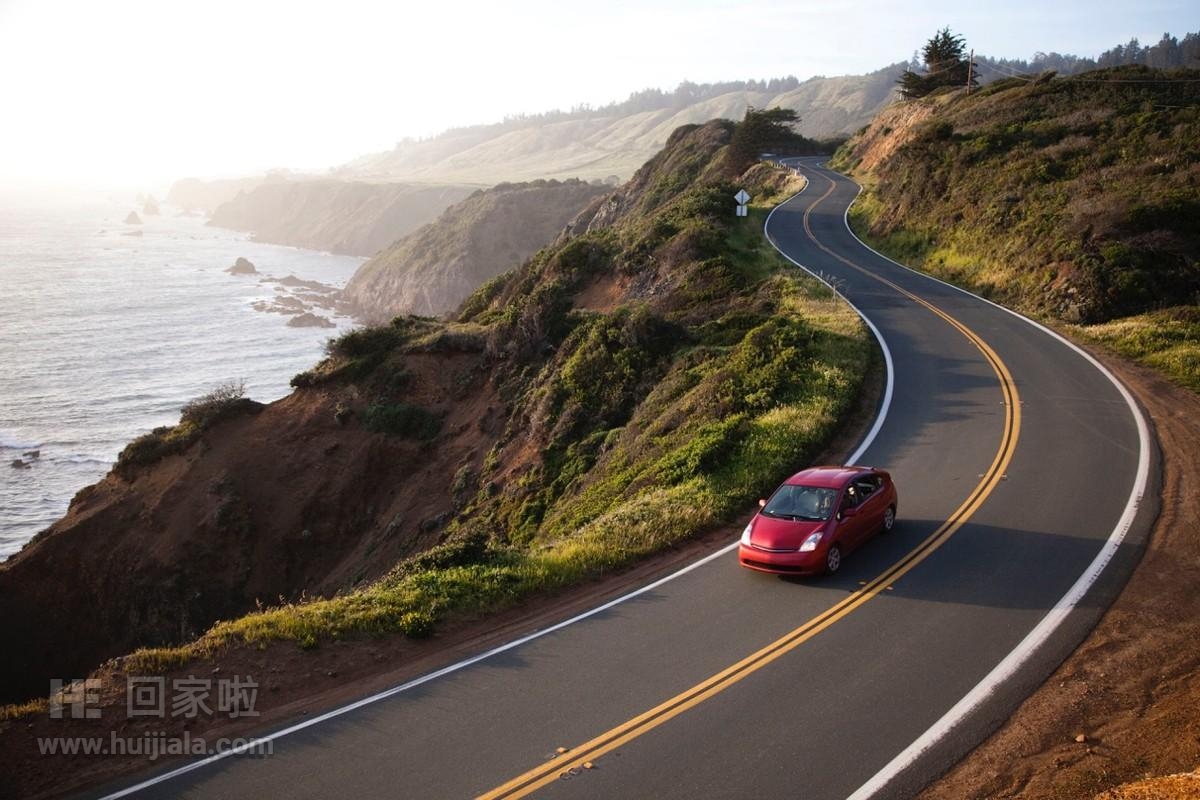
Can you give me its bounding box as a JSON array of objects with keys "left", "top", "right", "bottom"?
[{"left": 1073, "top": 307, "right": 1200, "bottom": 391}]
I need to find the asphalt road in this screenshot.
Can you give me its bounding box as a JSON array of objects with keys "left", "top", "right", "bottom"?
[{"left": 96, "top": 159, "right": 1157, "bottom": 800}]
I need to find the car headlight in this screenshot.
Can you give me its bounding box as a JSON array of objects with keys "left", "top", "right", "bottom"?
[
  {"left": 798, "top": 530, "right": 824, "bottom": 552},
  {"left": 740, "top": 523, "right": 753, "bottom": 546}
]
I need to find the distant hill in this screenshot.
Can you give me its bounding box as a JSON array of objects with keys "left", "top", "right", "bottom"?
[
  {"left": 166, "top": 176, "right": 268, "bottom": 214},
  {"left": 206, "top": 180, "right": 478, "bottom": 257},
  {"left": 343, "top": 179, "right": 610, "bottom": 321},
  {"left": 337, "top": 66, "right": 907, "bottom": 185}
]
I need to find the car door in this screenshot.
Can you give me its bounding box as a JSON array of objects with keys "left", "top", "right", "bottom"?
[
  {"left": 836, "top": 482, "right": 870, "bottom": 550},
  {"left": 853, "top": 476, "right": 884, "bottom": 543}
]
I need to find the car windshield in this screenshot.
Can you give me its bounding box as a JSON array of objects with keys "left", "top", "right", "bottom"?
[{"left": 761, "top": 485, "right": 837, "bottom": 521}]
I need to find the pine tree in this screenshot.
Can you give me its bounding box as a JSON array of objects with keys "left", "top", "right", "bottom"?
[
  {"left": 727, "top": 106, "right": 805, "bottom": 172},
  {"left": 898, "top": 27, "right": 977, "bottom": 99}
]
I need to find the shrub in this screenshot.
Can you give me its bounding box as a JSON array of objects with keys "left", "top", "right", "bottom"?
[
  {"left": 180, "top": 380, "right": 248, "bottom": 427},
  {"left": 362, "top": 403, "right": 442, "bottom": 439},
  {"left": 116, "top": 381, "right": 262, "bottom": 474}
]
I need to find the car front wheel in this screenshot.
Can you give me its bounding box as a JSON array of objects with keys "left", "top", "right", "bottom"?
[{"left": 825, "top": 544, "right": 842, "bottom": 575}]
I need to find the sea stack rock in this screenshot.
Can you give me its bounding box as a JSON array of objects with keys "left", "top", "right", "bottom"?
[
  {"left": 143, "top": 197, "right": 160, "bottom": 216},
  {"left": 124, "top": 211, "right": 142, "bottom": 225},
  {"left": 225, "top": 257, "right": 258, "bottom": 275},
  {"left": 287, "top": 312, "right": 335, "bottom": 329}
]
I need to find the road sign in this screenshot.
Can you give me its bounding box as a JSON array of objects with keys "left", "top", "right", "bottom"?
[{"left": 734, "top": 189, "right": 750, "bottom": 205}]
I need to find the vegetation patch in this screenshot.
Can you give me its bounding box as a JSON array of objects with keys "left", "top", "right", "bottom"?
[
  {"left": 362, "top": 402, "right": 442, "bottom": 440},
  {"left": 116, "top": 381, "right": 262, "bottom": 474},
  {"left": 1074, "top": 307, "right": 1200, "bottom": 391},
  {"left": 835, "top": 64, "right": 1199, "bottom": 390}
]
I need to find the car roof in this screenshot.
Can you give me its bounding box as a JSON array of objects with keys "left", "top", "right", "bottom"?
[{"left": 783, "top": 465, "right": 875, "bottom": 489}]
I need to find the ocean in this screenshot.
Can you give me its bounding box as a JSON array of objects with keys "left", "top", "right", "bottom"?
[{"left": 0, "top": 197, "right": 365, "bottom": 560}]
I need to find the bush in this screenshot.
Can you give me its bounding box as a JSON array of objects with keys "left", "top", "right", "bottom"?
[
  {"left": 362, "top": 403, "right": 442, "bottom": 439},
  {"left": 180, "top": 380, "right": 248, "bottom": 426},
  {"left": 116, "top": 381, "right": 262, "bottom": 474}
]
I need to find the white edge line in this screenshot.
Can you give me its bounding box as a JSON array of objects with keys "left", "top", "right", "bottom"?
[
  {"left": 822, "top": 162, "right": 1155, "bottom": 800},
  {"left": 763, "top": 172, "right": 895, "bottom": 467},
  {"left": 102, "top": 542, "right": 739, "bottom": 799},
  {"left": 101, "top": 173, "right": 894, "bottom": 799}
]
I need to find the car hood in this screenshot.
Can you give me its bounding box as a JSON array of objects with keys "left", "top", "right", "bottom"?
[{"left": 749, "top": 514, "right": 825, "bottom": 549}]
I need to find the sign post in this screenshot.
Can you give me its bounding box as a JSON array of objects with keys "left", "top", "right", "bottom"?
[{"left": 734, "top": 189, "right": 750, "bottom": 218}]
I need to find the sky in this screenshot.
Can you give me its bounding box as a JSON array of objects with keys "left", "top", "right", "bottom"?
[{"left": 0, "top": 0, "right": 1193, "bottom": 193}]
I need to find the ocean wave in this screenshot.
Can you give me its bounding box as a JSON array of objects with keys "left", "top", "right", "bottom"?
[
  {"left": 61, "top": 455, "right": 114, "bottom": 466},
  {"left": 0, "top": 433, "right": 42, "bottom": 451}
]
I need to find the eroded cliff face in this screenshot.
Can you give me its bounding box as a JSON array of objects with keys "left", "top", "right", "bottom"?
[
  {"left": 207, "top": 180, "right": 478, "bottom": 257},
  {"left": 0, "top": 349, "right": 499, "bottom": 703},
  {"left": 342, "top": 180, "right": 610, "bottom": 321}
]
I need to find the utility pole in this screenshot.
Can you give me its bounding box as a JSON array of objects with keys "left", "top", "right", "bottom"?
[{"left": 966, "top": 49, "right": 974, "bottom": 95}]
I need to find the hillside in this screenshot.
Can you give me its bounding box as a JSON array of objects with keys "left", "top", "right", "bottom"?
[
  {"left": 206, "top": 179, "right": 478, "bottom": 256},
  {"left": 342, "top": 179, "right": 610, "bottom": 321},
  {"left": 832, "top": 65, "right": 1200, "bottom": 388},
  {"left": 338, "top": 67, "right": 905, "bottom": 185},
  {"left": 0, "top": 118, "right": 871, "bottom": 715},
  {"left": 165, "top": 175, "right": 267, "bottom": 214}
]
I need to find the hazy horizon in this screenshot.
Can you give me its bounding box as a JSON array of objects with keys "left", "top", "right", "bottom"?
[{"left": 0, "top": 0, "right": 1194, "bottom": 194}]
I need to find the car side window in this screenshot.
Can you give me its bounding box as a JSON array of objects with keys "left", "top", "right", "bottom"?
[
  {"left": 853, "top": 479, "right": 875, "bottom": 501},
  {"left": 843, "top": 485, "right": 860, "bottom": 509}
]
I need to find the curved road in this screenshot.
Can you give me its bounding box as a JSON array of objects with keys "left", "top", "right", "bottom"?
[{"left": 98, "top": 159, "right": 1157, "bottom": 800}]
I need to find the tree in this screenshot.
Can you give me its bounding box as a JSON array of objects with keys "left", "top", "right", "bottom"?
[
  {"left": 727, "top": 106, "right": 806, "bottom": 172},
  {"left": 898, "top": 27, "right": 978, "bottom": 99}
]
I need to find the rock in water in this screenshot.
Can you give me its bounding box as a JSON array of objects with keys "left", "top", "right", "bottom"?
[
  {"left": 10, "top": 459, "right": 29, "bottom": 469},
  {"left": 143, "top": 197, "right": 160, "bottom": 216},
  {"left": 124, "top": 211, "right": 142, "bottom": 225},
  {"left": 225, "top": 257, "right": 258, "bottom": 275},
  {"left": 287, "top": 312, "right": 335, "bottom": 329}
]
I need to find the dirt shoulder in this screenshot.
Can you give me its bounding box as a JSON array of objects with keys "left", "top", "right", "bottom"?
[{"left": 918, "top": 341, "right": 1200, "bottom": 799}]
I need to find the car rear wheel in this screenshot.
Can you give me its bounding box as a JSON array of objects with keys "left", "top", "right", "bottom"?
[
  {"left": 825, "top": 544, "right": 842, "bottom": 575},
  {"left": 882, "top": 505, "right": 896, "bottom": 533}
]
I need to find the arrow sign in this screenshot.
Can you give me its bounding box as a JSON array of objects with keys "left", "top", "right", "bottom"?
[{"left": 734, "top": 189, "right": 750, "bottom": 205}]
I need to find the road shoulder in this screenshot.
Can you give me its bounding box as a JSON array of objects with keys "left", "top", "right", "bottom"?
[{"left": 917, "top": 339, "right": 1200, "bottom": 800}]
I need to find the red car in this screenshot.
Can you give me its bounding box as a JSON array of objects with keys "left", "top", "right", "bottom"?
[{"left": 738, "top": 466, "right": 897, "bottom": 576}]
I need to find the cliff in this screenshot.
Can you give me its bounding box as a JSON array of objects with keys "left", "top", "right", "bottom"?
[
  {"left": 165, "top": 176, "right": 268, "bottom": 214},
  {"left": 342, "top": 179, "right": 610, "bottom": 321},
  {"left": 207, "top": 179, "right": 478, "bottom": 257},
  {"left": 0, "top": 118, "right": 870, "bottom": 706}
]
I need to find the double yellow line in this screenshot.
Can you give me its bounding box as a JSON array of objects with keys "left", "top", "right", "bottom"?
[{"left": 479, "top": 172, "right": 1021, "bottom": 799}]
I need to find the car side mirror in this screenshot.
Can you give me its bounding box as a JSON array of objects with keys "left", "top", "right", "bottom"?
[{"left": 758, "top": 498, "right": 767, "bottom": 508}]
